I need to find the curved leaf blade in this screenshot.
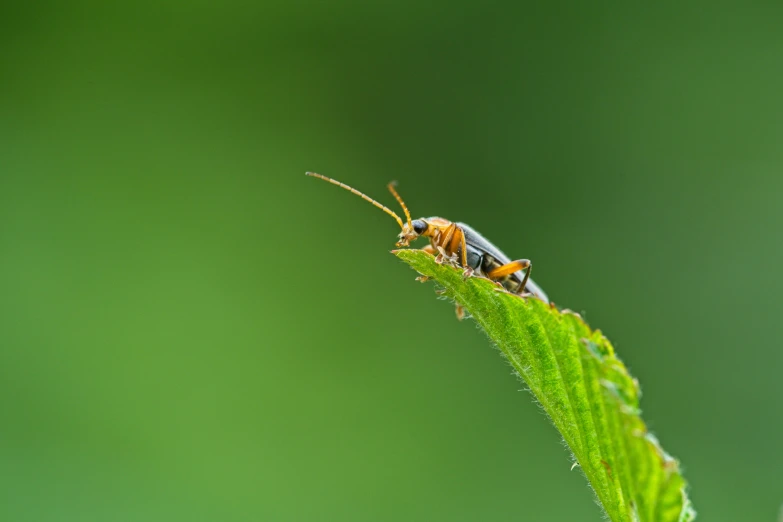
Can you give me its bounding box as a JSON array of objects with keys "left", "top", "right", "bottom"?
[{"left": 395, "top": 249, "right": 695, "bottom": 522}]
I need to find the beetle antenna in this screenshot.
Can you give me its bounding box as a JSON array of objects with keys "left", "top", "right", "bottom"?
[
  {"left": 306, "top": 172, "right": 405, "bottom": 230},
  {"left": 387, "top": 181, "right": 412, "bottom": 228}
]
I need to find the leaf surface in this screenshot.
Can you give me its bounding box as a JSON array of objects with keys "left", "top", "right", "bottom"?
[{"left": 395, "top": 249, "right": 695, "bottom": 522}]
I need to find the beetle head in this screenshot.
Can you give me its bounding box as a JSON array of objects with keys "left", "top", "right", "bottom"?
[{"left": 396, "top": 218, "right": 428, "bottom": 247}]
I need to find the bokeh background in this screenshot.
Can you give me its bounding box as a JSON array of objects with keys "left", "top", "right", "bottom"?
[{"left": 1, "top": 2, "right": 782, "bottom": 521}]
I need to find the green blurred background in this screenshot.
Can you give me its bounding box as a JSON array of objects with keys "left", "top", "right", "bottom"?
[{"left": 1, "top": 2, "right": 781, "bottom": 521}]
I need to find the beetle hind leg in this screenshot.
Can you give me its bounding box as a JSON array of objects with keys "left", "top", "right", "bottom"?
[{"left": 487, "top": 259, "right": 532, "bottom": 295}]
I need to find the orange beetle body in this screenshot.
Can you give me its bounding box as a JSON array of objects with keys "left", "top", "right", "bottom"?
[{"left": 306, "top": 173, "right": 548, "bottom": 307}]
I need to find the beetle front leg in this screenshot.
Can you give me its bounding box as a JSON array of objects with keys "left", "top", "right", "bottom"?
[
  {"left": 421, "top": 242, "right": 460, "bottom": 268},
  {"left": 414, "top": 245, "right": 437, "bottom": 282},
  {"left": 420, "top": 244, "right": 437, "bottom": 256},
  {"left": 435, "top": 225, "right": 459, "bottom": 266}
]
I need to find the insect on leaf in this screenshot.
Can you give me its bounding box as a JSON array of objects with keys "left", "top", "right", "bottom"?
[{"left": 394, "top": 249, "right": 695, "bottom": 522}]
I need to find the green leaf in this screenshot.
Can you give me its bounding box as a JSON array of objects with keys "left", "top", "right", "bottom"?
[{"left": 395, "top": 249, "right": 695, "bottom": 522}]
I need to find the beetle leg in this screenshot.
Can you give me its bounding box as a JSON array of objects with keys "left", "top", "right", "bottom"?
[
  {"left": 458, "top": 229, "right": 473, "bottom": 279},
  {"left": 440, "top": 223, "right": 456, "bottom": 245},
  {"left": 487, "top": 259, "right": 530, "bottom": 279},
  {"left": 487, "top": 259, "right": 532, "bottom": 294},
  {"left": 432, "top": 230, "right": 446, "bottom": 264},
  {"left": 420, "top": 244, "right": 437, "bottom": 256},
  {"left": 435, "top": 245, "right": 459, "bottom": 266},
  {"left": 435, "top": 247, "right": 445, "bottom": 264},
  {"left": 517, "top": 262, "right": 532, "bottom": 295}
]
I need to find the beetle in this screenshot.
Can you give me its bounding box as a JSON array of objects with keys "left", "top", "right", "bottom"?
[{"left": 306, "top": 172, "right": 548, "bottom": 311}]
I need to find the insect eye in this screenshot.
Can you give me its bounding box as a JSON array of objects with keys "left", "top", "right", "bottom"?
[{"left": 412, "top": 219, "right": 427, "bottom": 234}]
